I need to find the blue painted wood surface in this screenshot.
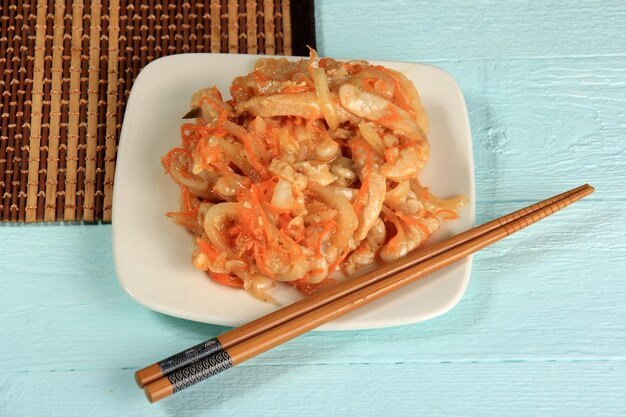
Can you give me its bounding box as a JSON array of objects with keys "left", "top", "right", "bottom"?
[{"left": 1, "top": 1, "right": 625, "bottom": 415}]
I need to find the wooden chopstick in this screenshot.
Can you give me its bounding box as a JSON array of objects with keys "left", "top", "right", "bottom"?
[
  {"left": 135, "top": 184, "right": 590, "bottom": 388},
  {"left": 143, "top": 184, "right": 594, "bottom": 402}
]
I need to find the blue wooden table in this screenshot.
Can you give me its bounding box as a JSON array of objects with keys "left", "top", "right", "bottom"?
[{"left": 1, "top": 1, "right": 625, "bottom": 415}]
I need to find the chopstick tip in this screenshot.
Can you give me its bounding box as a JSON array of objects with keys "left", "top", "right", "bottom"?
[
  {"left": 134, "top": 371, "right": 145, "bottom": 388},
  {"left": 135, "top": 364, "right": 164, "bottom": 388},
  {"left": 580, "top": 184, "right": 595, "bottom": 196},
  {"left": 144, "top": 378, "right": 175, "bottom": 404},
  {"left": 144, "top": 387, "right": 157, "bottom": 404}
]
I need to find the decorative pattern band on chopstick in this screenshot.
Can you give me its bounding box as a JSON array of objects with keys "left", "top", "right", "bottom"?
[
  {"left": 142, "top": 184, "right": 594, "bottom": 402},
  {"left": 134, "top": 183, "right": 590, "bottom": 388},
  {"left": 168, "top": 350, "right": 233, "bottom": 392},
  {"left": 158, "top": 338, "right": 224, "bottom": 375}
]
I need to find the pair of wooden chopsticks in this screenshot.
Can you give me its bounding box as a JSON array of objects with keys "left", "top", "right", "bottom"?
[{"left": 136, "top": 184, "right": 594, "bottom": 403}]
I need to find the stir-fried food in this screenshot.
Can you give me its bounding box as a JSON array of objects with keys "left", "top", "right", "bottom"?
[{"left": 162, "top": 50, "right": 466, "bottom": 302}]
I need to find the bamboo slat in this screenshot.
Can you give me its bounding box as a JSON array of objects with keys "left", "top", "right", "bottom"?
[
  {"left": 24, "top": 0, "right": 48, "bottom": 222},
  {"left": 83, "top": 0, "right": 101, "bottom": 221},
  {"left": 63, "top": 0, "right": 84, "bottom": 221},
  {"left": 42, "top": 0, "right": 64, "bottom": 221}
]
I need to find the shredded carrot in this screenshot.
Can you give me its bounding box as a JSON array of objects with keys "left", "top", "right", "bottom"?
[
  {"left": 253, "top": 249, "right": 276, "bottom": 278},
  {"left": 167, "top": 184, "right": 200, "bottom": 220},
  {"left": 196, "top": 238, "right": 220, "bottom": 261},
  {"left": 391, "top": 83, "right": 413, "bottom": 114},
  {"left": 228, "top": 224, "right": 245, "bottom": 239},
  {"left": 180, "top": 186, "right": 195, "bottom": 211},
  {"left": 250, "top": 184, "right": 273, "bottom": 241},
  {"left": 197, "top": 96, "right": 226, "bottom": 114},
  {"left": 180, "top": 122, "right": 214, "bottom": 148},
  {"left": 165, "top": 209, "right": 197, "bottom": 219},
  {"left": 180, "top": 123, "right": 197, "bottom": 146},
  {"left": 212, "top": 110, "right": 229, "bottom": 137},
  {"left": 207, "top": 271, "right": 244, "bottom": 289},
  {"left": 396, "top": 211, "right": 432, "bottom": 237},
  {"left": 384, "top": 147, "right": 398, "bottom": 164},
  {"left": 195, "top": 138, "right": 230, "bottom": 175},
  {"left": 258, "top": 176, "right": 278, "bottom": 194},
  {"left": 371, "top": 65, "right": 414, "bottom": 114},
  {"left": 435, "top": 209, "right": 458, "bottom": 220},
  {"left": 281, "top": 84, "right": 313, "bottom": 94},
  {"left": 161, "top": 148, "right": 193, "bottom": 176},
  {"left": 241, "top": 132, "right": 269, "bottom": 177}
]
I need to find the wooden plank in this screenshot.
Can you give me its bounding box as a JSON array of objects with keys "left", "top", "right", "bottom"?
[
  {"left": 0, "top": 362, "right": 624, "bottom": 416},
  {"left": 316, "top": 0, "right": 626, "bottom": 60},
  {"left": 430, "top": 57, "right": 626, "bottom": 202}
]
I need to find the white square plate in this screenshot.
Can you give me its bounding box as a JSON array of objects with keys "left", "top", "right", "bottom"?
[{"left": 112, "top": 53, "right": 475, "bottom": 330}]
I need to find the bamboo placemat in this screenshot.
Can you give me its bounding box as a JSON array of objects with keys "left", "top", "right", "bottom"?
[{"left": 0, "top": 0, "right": 316, "bottom": 223}]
